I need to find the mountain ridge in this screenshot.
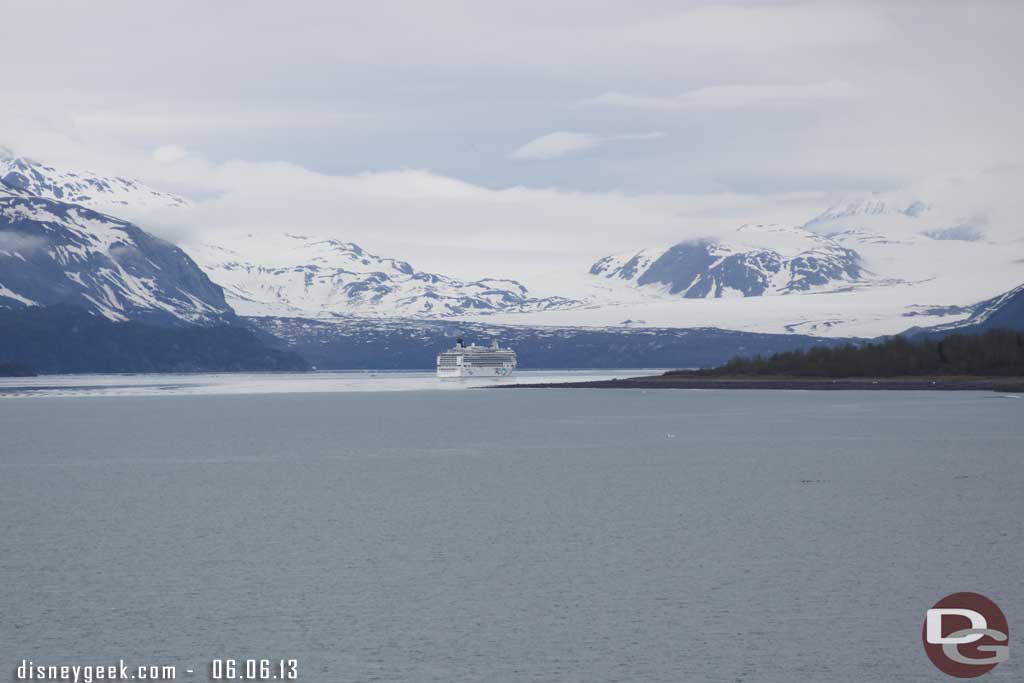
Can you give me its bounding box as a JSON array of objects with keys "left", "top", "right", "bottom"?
[
  {"left": 0, "top": 153, "right": 188, "bottom": 212},
  {"left": 192, "top": 234, "right": 582, "bottom": 319},
  {"left": 0, "top": 185, "right": 233, "bottom": 325},
  {"left": 3, "top": 151, "right": 1022, "bottom": 339},
  {"left": 590, "top": 224, "right": 867, "bottom": 298}
]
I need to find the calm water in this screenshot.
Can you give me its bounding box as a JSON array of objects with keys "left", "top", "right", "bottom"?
[{"left": 1, "top": 382, "right": 1021, "bottom": 682}]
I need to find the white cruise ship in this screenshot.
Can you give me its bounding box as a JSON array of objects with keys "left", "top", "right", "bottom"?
[{"left": 436, "top": 338, "right": 517, "bottom": 378}]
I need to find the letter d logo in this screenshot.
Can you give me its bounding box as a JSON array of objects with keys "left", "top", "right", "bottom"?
[{"left": 927, "top": 609, "right": 988, "bottom": 645}]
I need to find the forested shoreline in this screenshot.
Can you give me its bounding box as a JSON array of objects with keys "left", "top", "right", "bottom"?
[{"left": 677, "top": 329, "right": 1024, "bottom": 378}]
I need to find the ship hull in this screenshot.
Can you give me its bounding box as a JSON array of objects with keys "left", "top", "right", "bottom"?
[{"left": 437, "top": 365, "right": 514, "bottom": 379}]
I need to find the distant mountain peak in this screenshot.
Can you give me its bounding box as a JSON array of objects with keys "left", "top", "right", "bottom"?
[
  {"left": 805, "top": 195, "right": 932, "bottom": 230},
  {"left": 590, "top": 225, "right": 866, "bottom": 298},
  {"left": 802, "top": 193, "right": 997, "bottom": 246},
  {"left": 0, "top": 155, "right": 189, "bottom": 213},
  {"left": 192, "top": 235, "right": 580, "bottom": 318}
]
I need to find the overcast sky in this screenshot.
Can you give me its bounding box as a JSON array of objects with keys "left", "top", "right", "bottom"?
[{"left": 2, "top": 1, "right": 1022, "bottom": 283}]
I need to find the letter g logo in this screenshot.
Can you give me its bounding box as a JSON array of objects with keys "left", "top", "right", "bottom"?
[{"left": 923, "top": 593, "right": 1009, "bottom": 678}]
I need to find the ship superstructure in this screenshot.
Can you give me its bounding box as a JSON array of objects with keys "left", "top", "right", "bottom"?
[{"left": 436, "top": 338, "right": 517, "bottom": 378}]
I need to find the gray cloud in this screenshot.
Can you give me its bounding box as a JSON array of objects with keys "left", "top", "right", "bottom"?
[{"left": 0, "top": 0, "right": 1022, "bottom": 278}]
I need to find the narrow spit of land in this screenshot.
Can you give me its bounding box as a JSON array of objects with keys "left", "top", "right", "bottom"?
[
  {"left": 499, "top": 330, "right": 1024, "bottom": 391},
  {"left": 495, "top": 375, "right": 1024, "bottom": 392}
]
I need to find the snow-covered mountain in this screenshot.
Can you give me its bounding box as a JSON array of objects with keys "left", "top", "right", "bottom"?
[
  {"left": 590, "top": 224, "right": 866, "bottom": 298},
  {"left": 803, "top": 194, "right": 992, "bottom": 243},
  {"left": 2, "top": 149, "right": 1021, "bottom": 339},
  {"left": 904, "top": 283, "right": 1024, "bottom": 336},
  {"left": 191, "top": 234, "right": 581, "bottom": 319},
  {"left": 0, "top": 153, "right": 583, "bottom": 321},
  {"left": 0, "top": 184, "right": 231, "bottom": 324},
  {"left": 480, "top": 198, "right": 1024, "bottom": 337},
  {"left": 0, "top": 151, "right": 189, "bottom": 214},
  {"left": 804, "top": 197, "right": 929, "bottom": 226}
]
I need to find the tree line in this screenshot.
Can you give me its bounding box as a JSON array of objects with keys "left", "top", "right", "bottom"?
[{"left": 679, "top": 329, "right": 1024, "bottom": 378}]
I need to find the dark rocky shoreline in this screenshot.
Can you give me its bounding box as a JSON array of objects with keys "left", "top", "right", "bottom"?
[{"left": 496, "top": 375, "right": 1024, "bottom": 392}]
